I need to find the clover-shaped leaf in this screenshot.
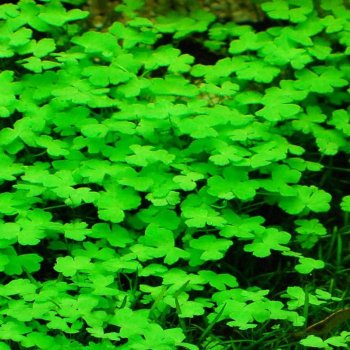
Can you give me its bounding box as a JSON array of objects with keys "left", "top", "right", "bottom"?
[
  {"left": 173, "top": 172, "right": 204, "bottom": 191},
  {"left": 32, "top": 38, "right": 56, "bottom": 58},
  {"left": 199, "top": 270, "right": 238, "bottom": 290},
  {"left": 209, "top": 142, "right": 251, "bottom": 166},
  {"left": 82, "top": 65, "right": 131, "bottom": 87},
  {"left": 191, "top": 58, "right": 233, "bottom": 83},
  {"left": 300, "top": 335, "right": 326, "bottom": 347},
  {"left": 0, "top": 71, "right": 20, "bottom": 117},
  {"left": 281, "top": 286, "right": 329, "bottom": 310},
  {"left": 126, "top": 145, "right": 175, "bottom": 166},
  {"left": 292, "top": 105, "right": 327, "bottom": 133},
  {"left": 295, "top": 257, "right": 325, "bottom": 274},
  {"left": 72, "top": 31, "right": 120, "bottom": 59},
  {"left": 63, "top": 221, "right": 90, "bottom": 241},
  {"left": 340, "top": 196, "right": 350, "bottom": 212},
  {"left": 155, "top": 10, "right": 215, "bottom": 39},
  {"left": 235, "top": 59, "right": 280, "bottom": 83},
  {"left": 135, "top": 223, "right": 187, "bottom": 264},
  {"left": 189, "top": 235, "right": 233, "bottom": 261},
  {"left": 261, "top": 41, "right": 312, "bottom": 69},
  {"left": 256, "top": 86, "right": 303, "bottom": 121},
  {"left": 220, "top": 211, "right": 265, "bottom": 239},
  {"left": 243, "top": 228, "right": 291, "bottom": 257},
  {"left": 15, "top": 209, "right": 57, "bottom": 246},
  {"left": 164, "top": 293, "right": 205, "bottom": 318},
  {"left": 97, "top": 183, "right": 141, "bottom": 223},
  {"left": 207, "top": 167, "right": 259, "bottom": 201},
  {"left": 229, "top": 30, "right": 270, "bottom": 54},
  {"left": 295, "top": 219, "right": 327, "bottom": 249},
  {"left": 181, "top": 205, "right": 226, "bottom": 228},
  {"left": 54, "top": 256, "right": 93, "bottom": 277},
  {"left": 109, "top": 22, "right": 157, "bottom": 49},
  {"left": 0, "top": 156, "right": 23, "bottom": 182},
  {"left": 279, "top": 185, "right": 331, "bottom": 214},
  {"left": 39, "top": 3, "right": 88, "bottom": 26},
  {"left": 149, "top": 75, "right": 198, "bottom": 97},
  {"left": 259, "top": 164, "right": 301, "bottom": 196},
  {"left": 313, "top": 127, "right": 346, "bottom": 156},
  {"left": 328, "top": 109, "right": 350, "bottom": 136},
  {"left": 262, "top": 0, "right": 313, "bottom": 23},
  {"left": 295, "top": 67, "right": 347, "bottom": 94}
]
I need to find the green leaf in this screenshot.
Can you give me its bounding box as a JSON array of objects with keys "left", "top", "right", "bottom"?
[
  {"left": 0, "top": 4, "right": 19, "bottom": 19},
  {"left": 126, "top": 145, "right": 175, "bottom": 166},
  {"left": 137, "top": 207, "right": 181, "bottom": 230},
  {"left": 313, "top": 127, "right": 346, "bottom": 156},
  {"left": 262, "top": 0, "right": 313, "bottom": 23},
  {"left": 182, "top": 205, "right": 226, "bottom": 228},
  {"left": 229, "top": 30, "right": 270, "bottom": 54},
  {"left": 173, "top": 172, "right": 204, "bottom": 191},
  {"left": 321, "top": 15, "right": 346, "bottom": 33},
  {"left": 0, "top": 342, "right": 11, "bottom": 350},
  {"left": 0, "top": 71, "right": 20, "bottom": 118},
  {"left": 110, "top": 308, "right": 150, "bottom": 338},
  {"left": 295, "top": 67, "right": 347, "bottom": 94},
  {"left": 0, "top": 191, "right": 35, "bottom": 216},
  {"left": 18, "top": 254, "right": 43, "bottom": 273},
  {"left": 191, "top": 58, "right": 235, "bottom": 84},
  {"left": 295, "top": 219, "right": 327, "bottom": 249},
  {"left": 207, "top": 167, "right": 259, "bottom": 201},
  {"left": 189, "top": 235, "right": 233, "bottom": 261},
  {"left": 249, "top": 138, "right": 290, "bottom": 167},
  {"left": 307, "top": 37, "right": 331, "bottom": 60},
  {"left": 295, "top": 257, "right": 325, "bottom": 274},
  {"left": 142, "top": 45, "right": 193, "bottom": 72},
  {"left": 21, "top": 332, "right": 55, "bottom": 349},
  {"left": 260, "top": 40, "right": 312, "bottom": 69},
  {"left": 0, "top": 320, "right": 32, "bottom": 340},
  {"left": 97, "top": 183, "right": 141, "bottom": 223},
  {"left": 199, "top": 270, "right": 238, "bottom": 290},
  {"left": 35, "top": 135, "right": 69, "bottom": 156},
  {"left": 109, "top": 21, "right": 157, "bottom": 49},
  {"left": 164, "top": 293, "right": 205, "bottom": 318},
  {"left": 9, "top": 27, "right": 32, "bottom": 47},
  {"left": 16, "top": 209, "right": 57, "bottom": 245},
  {"left": 243, "top": 228, "right": 291, "bottom": 257},
  {"left": 0, "top": 155, "right": 23, "bottom": 181},
  {"left": 209, "top": 142, "right": 251, "bottom": 166},
  {"left": 135, "top": 223, "right": 186, "bottom": 264},
  {"left": 149, "top": 75, "right": 198, "bottom": 97},
  {"left": 220, "top": 211, "right": 265, "bottom": 239},
  {"left": 256, "top": 86, "right": 302, "bottom": 121},
  {"left": 32, "top": 38, "right": 56, "bottom": 58},
  {"left": 64, "top": 187, "right": 100, "bottom": 207},
  {"left": 300, "top": 335, "right": 326, "bottom": 347},
  {"left": 340, "top": 195, "right": 350, "bottom": 212},
  {"left": 292, "top": 105, "right": 327, "bottom": 133},
  {"left": 281, "top": 286, "right": 326, "bottom": 309},
  {"left": 39, "top": 2, "right": 88, "bottom": 26},
  {"left": 155, "top": 10, "right": 215, "bottom": 39},
  {"left": 235, "top": 59, "right": 280, "bottom": 83},
  {"left": 63, "top": 221, "right": 90, "bottom": 241},
  {"left": 328, "top": 109, "right": 350, "bottom": 136},
  {"left": 325, "top": 335, "right": 349, "bottom": 347},
  {"left": 279, "top": 185, "right": 332, "bottom": 214},
  {"left": 54, "top": 256, "right": 93, "bottom": 277},
  {"left": 258, "top": 164, "right": 301, "bottom": 196},
  {"left": 82, "top": 65, "right": 131, "bottom": 87},
  {"left": 72, "top": 31, "right": 120, "bottom": 59}
]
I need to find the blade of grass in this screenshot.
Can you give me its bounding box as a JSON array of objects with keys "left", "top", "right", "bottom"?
[{"left": 199, "top": 303, "right": 226, "bottom": 342}]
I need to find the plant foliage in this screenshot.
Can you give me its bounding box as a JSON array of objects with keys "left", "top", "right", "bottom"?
[{"left": 1, "top": 0, "right": 350, "bottom": 349}]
